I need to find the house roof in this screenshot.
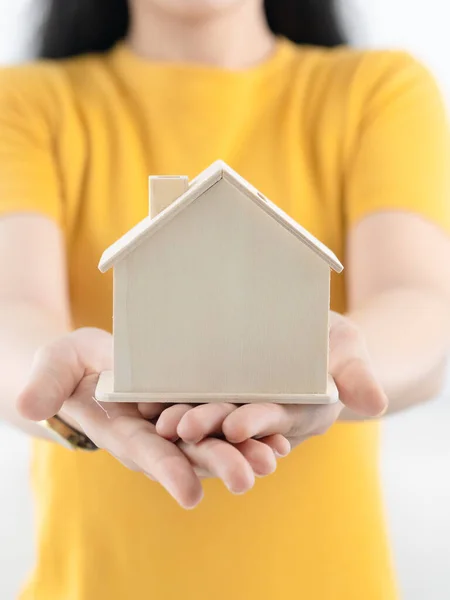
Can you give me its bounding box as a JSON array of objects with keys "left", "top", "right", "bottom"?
[{"left": 99, "top": 160, "right": 343, "bottom": 273}]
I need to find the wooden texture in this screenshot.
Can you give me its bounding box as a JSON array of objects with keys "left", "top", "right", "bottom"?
[
  {"left": 113, "top": 260, "right": 132, "bottom": 391},
  {"left": 99, "top": 161, "right": 343, "bottom": 274},
  {"left": 96, "top": 371, "right": 339, "bottom": 404},
  {"left": 149, "top": 176, "right": 188, "bottom": 219},
  {"left": 110, "top": 178, "right": 331, "bottom": 398}
]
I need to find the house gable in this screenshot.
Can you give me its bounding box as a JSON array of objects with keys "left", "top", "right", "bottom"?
[
  {"left": 98, "top": 161, "right": 343, "bottom": 274},
  {"left": 112, "top": 178, "right": 331, "bottom": 395}
]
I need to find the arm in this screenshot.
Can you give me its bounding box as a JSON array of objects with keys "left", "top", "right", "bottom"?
[
  {"left": 1, "top": 215, "right": 288, "bottom": 506},
  {"left": 0, "top": 214, "right": 70, "bottom": 438},
  {"left": 344, "top": 212, "right": 450, "bottom": 417},
  {"left": 0, "top": 69, "right": 290, "bottom": 506},
  {"left": 341, "top": 52, "right": 450, "bottom": 416},
  {"left": 154, "top": 53, "right": 450, "bottom": 445}
]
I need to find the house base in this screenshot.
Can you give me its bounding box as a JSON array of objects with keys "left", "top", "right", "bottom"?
[{"left": 94, "top": 371, "right": 339, "bottom": 405}]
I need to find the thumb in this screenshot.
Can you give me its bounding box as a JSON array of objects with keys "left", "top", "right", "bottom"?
[
  {"left": 16, "top": 328, "right": 112, "bottom": 421},
  {"left": 329, "top": 314, "right": 388, "bottom": 418}
]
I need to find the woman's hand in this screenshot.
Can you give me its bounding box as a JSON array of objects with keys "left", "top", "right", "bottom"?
[
  {"left": 154, "top": 312, "right": 388, "bottom": 449},
  {"left": 16, "top": 328, "right": 289, "bottom": 508}
]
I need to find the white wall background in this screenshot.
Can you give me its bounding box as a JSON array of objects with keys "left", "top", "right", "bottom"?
[{"left": 0, "top": 1, "right": 449, "bottom": 598}]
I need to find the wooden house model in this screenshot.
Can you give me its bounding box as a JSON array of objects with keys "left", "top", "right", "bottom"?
[{"left": 95, "top": 161, "right": 343, "bottom": 404}]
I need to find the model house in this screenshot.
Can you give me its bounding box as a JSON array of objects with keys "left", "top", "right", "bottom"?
[{"left": 95, "top": 160, "right": 343, "bottom": 404}]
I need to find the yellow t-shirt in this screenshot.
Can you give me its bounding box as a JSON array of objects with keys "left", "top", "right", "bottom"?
[{"left": 1, "top": 38, "right": 449, "bottom": 600}]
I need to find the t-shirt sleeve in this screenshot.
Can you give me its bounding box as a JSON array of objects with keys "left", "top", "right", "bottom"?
[
  {"left": 345, "top": 51, "right": 450, "bottom": 234},
  {"left": 0, "top": 66, "right": 63, "bottom": 224}
]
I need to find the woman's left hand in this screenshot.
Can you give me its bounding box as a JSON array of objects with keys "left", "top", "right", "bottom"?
[{"left": 151, "top": 312, "right": 388, "bottom": 451}]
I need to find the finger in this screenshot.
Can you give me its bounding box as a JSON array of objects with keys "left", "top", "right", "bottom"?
[
  {"left": 194, "top": 469, "right": 213, "bottom": 479},
  {"left": 190, "top": 436, "right": 290, "bottom": 479},
  {"left": 178, "top": 438, "right": 255, "bottom": 494},
  {"left": 17, "top": 339, "right": 82, "bottom": 421},
  {"left": 259, "top": 434, "right": 291, "bottom": 458},
  {"left": 176, "top": 403, "right": 237, "bottom": 443},
  {"left": 329, "top": 314, "right": 388, "bottom": 417},
  {"left": 222, "top": 403, "right": 297, "bottom": 443},
  {"left": 16, "top": 328, "right": 112, "bottom": 422},
  {"left": 65, "top": 379, "right": 203, "bottom": 509},
  {"left": 222, "top": 401, "right": 345, "bottom": 444},
  {"left": 155, "top": 404, "right": 193, "bottom": 440},
  {"left": 138, "top": 402, "right": 168, "bottom": 421},
  {"left": 234, "top": 439, "right": 277, "bottom": 477}
]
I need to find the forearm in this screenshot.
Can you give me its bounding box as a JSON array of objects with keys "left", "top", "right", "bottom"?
[
  {"left": 0, "top": 301, "right": 69, "bottom": 438},
  {"left": 341, "top": 286, "right": 450, "bottom": 418}
]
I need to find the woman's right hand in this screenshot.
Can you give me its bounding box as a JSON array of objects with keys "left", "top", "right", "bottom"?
[{"left": 16, "top": 328, "right": 289, "bottom": 509}]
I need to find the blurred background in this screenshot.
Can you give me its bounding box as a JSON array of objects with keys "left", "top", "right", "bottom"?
[{"left": 0, "top": 0, "right": 449, "bottom": 598}]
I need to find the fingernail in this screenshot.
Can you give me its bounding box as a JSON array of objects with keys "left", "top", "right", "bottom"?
[
  {"left": 227, "top": 486, "right": 247, "bottom": 495},
  {"left": 165, "top": 481, "right": 203, "bottom": 510},
  {"left": 255, "top": 464, "right": 277, "bottom": 478},
  {"left": 184, "top": 435, "right": 203, "bottom": 444},
  {"left": 376, "top": 404, "right": 389, "bottom": 418},
  {"left": 274, "top": 449, "right": 290, "bottom": 458},
  {"left": 225, "top": 481, "right": 251, "bottom": 495}
]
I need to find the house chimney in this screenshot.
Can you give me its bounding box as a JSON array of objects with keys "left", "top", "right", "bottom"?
[{"left": 149, "top": 176, "right": 189, "bottom": 219}]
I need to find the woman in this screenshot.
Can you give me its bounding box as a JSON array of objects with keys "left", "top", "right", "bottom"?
[{"left": 1, "top": 0, "right": 449, "bottom": 598}]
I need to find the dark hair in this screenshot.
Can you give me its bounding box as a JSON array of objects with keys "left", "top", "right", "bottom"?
[{"left": 39, "top": 0, "right": 346, "bottom": 60}]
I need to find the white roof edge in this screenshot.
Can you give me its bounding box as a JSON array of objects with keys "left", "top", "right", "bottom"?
[
  {"left": 99, "top": 159, "right": 343, "bottom": 274},
  {"left": 220, "top": 165, "right": 343, "bottom": 273}
]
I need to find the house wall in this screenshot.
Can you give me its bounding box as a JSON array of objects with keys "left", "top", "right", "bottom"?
[
  {"left": 113, "top": 261, "right": 133, "bottom": 391},
  {"left": 117, "top": 180, "right": 331, "bottom": 396}
]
